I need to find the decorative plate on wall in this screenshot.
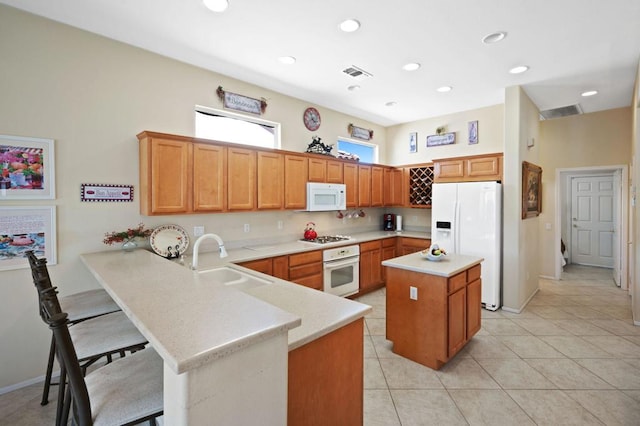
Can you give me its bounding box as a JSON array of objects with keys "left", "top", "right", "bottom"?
[{"left": 150, "top": 224, "right": 189, "bottom": 258}]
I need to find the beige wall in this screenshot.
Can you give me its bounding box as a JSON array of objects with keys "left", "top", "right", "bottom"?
[
  {"left": 385, "top": 104, "right": 504, "bottom": 165},
  {"left": 0, "top": 6, "right": 388, "bottom": 389},
  {"left": 538, "top": 108, "right": 632, "bottom": 278},
  {"left": 632, "top": 60, "right": 640, "bottom": 324}
]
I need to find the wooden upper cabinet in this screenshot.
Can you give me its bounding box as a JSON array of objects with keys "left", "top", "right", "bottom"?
[
  {"left": 284, "top": 154, "right": 308, "bottom": 209},
  {"left": 139, "top": 134, "right": 192, "bottom": 215},
  {"left": 227, "top": 147, "right": 256, "bottom": 210},
  {"left": 343, "top": 163, "right": 358, "bottom": 208},
  {"left": 193, "top": 143, "right": 226, "bottom": 212},
  {"left": 326, "top": 160, "right": 343, "bottom": 183},
  {"left": 358, "top": 165, "right": 371, "bottom": 207},
  {"left": 257, "top": 151, "right": 283, "bottom": 209},
  {"left": 433, "top": 153, "right": 503, "bottom": 183},
  {"left": 370, "top": 166, "right": 384, "bottom": 207},
  {"left": 308, "top": 158, "right": 327, "bottom": 182}
]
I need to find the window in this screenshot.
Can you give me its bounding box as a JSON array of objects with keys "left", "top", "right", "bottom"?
[
  {"left": 195, "top": 106, "right": 281, "bottom": 149},
  {"left": 336, "top": 138, "right": 378, "bottom": 163}
]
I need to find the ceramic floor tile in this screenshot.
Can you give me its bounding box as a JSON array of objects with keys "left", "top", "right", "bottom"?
[
  {"left": 435, "top": 357, "right": 500, "bottom": 389},
  {"left": 622, "top": 335, "right": 640, "bottom": 346},
  {"left": 590, "top": 305, "right": 633, "bottom": 320},
  {"left": 391, "top": 389, "right": 467, "bottom": 426},
  {"left": 507, "top": 389, "right": 604, "bottom": 425},
  {"left": 476, "top": 358, "right": 556, "bottom": 389},
  {"left": 369, "top": 335, "right": 403, "bottom": 359},
  {"left": 623, "top": 358, "right": 640, "bottom": 370},
  {"left": 510, "top": 318, "right": 573, "bottom": 336},
  {"left": 481, "top": 309, "right": 504, "bottom": 319},
  {"left": 524, "top": 358, "right": 613, "bottom": 389},
  {"left": 364, "top": 334, "right": 377, "bottom": 358},
  {"left": 364, "top": 318, "right": 386, "bottom": 336},
  {"left": 587, "top": 336, "right": 640, "bottom": 358},
  {"left": 498, "top": 309, "right": 541, "bottom": 319},
  {"left": 622, "top": 390, "right": 640, "bottom": 403},
  {"left": 561, "top": 305, "right": 616, "bottom": 320},
  {"left": 589, "top": 319, "right": 640, "bottom": 336},
  {"left": 526, "top": 305, "right": 579, "bottom": 319},
  {"left": 449, "top": 389, "right": 536, "bottom": 426},
  {"left": 464, "top": 335, "right": 519, "bottom": 359},
  {"left": 363, "top": 389, "right": 401, "bottom": 426},
  {"left": 364, "top": 358, "right": 388, "bottom": 390},
  {"left": 481, "top": 318, "right": 531, "bottom": 335},
  {"left": 379, "top": 357, "right": 443, "bottom": 389},
  {"left": 564, "top": 390, "right": 640, "bottom": 426},
  {"left": 576, "top": 359, "right": 640, "bottom": 389},
  {"left": 551, "top": 319, "right": 614, "bottom": 336},
  {"left": 496, "top": 335, "right": 565, "bottom": 358},
  {"left": 540, "top": 335, "right": 614, "bottom": 358},
  {"left": 527, "top": 295, "right": 580, "bottom": 306}
]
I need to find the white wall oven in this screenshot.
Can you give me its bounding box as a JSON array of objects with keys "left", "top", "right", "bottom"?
[{"left": 323, "top": 245, "right": 360, "bottom": 297}]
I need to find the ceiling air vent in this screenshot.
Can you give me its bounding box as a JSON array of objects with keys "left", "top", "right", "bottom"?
[
  {"left": 539, "top": 104, "right": 583, "bottom": 120},
  {"left": 342, "top": 65, "right": 373, "bottom": 80}
]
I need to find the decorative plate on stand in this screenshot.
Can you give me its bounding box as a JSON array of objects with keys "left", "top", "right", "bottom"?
[{"left": 150, "top": 224, "right": 189, "bottom": 258}]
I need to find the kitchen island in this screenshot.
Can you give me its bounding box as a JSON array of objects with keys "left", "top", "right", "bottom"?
[
  {"left": 80, "top": 249, "right": 371, "bottom": 426},
  {"left": 382, "top": 252, "right": 483, "bottom": 370}
]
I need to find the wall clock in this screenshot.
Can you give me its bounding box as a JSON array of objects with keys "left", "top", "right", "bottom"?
[{"left": 303, "top": 107, "right": 321, "bottom": 131}]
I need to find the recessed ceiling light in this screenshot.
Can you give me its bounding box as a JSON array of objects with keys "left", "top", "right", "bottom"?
[
  {"left": 402, "top": 63, "right": 421, "bottom": 71},
  {"left": 581, "top": 90, "right": 598, "bottom": 97},
  {"left": 203, "top": 0, "right": 229, "bottom": 12},
  {"left": 347, "top": 85, "right": 361, "bottom": 91},
  {"left": 436, "top": 86, "right": 452, "bottom": 93},
  {"left": 385, "top": 101, "right": 397, "bottom": 107},
  {"left": 509, "top": 65, "right": 529, "bottom": 74},
  {"left": 482, "top": 31, "right": 507, "bottom": 44},
  {"left": 340, "top": 19, "right": 360, "bottom": 33},
  {"left": 278, "top": 56, "right": 296, "bottom": 65}
]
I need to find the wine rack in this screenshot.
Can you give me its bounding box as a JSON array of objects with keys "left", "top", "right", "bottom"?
[{"left": 408, "top": 165, "right": 434, "bottom": 207}]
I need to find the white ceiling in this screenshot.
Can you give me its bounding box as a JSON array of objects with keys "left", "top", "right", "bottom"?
[{"left": 3, "top": 0, "right": 639, "bottom": 126}]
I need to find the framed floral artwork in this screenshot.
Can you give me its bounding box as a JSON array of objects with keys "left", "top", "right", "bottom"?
[
  {"left": 522, "top": 161, "right": 542, "bottom": 219},
  {"left": 0, "top": 135, "right": 55, "bottom": 199},
  {"left": 0, "top": 206, "right": 57, "bottom": 271}
]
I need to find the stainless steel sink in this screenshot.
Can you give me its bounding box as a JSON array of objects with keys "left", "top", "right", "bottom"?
[{"left": 198, "top": 266, "right": 271, "bottom": 290}]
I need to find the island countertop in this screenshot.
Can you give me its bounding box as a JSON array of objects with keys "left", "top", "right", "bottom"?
[
  {"left": 382, "top": 252, "right": 484, "bottom": 277},
  {"left": 80, "top": 249, "right": 371, "bottom": 373}
]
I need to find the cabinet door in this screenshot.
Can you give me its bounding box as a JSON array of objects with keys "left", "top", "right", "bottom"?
[
  {"left": 383, "top": 168, "right": 393, "bottom": 206},
  {"left": 399, "top": 238, "right": 430, "bottom": 255},
  {"left": 448, "top": 287, "right": 467, "bottom": 357},
  {"left": 466, "top": 155, "right": 501, "bottom": 180},
  {"left": 466, "top": 278, "right": 482, "bottom": 337},
  {"left": 149, "top": 138, "right": 192, "bottom": 214},
  {"left": 359, "top": 241, "right": 382, "bottom": 291},
  {"left": 257, "top": 151, "right": 283, "bottom": 209},
  {"left": 308, "top": 158, "right": 327, "bottom": 182},
  {"left": 326, "top": 160, "right": 344, "bottom": 183},
  {"left": 434, "top": 159, "right": 465, "bottom": 181},
  {"left": 371, "top": 166, "right": 384, "bottom": 207},
  {"left": 227, "top": 147, "right": 256, "bottom": 210},
  {"left": 273, "top": 256, "right": 289, "bottom": 280},
  {"left": 392, "top": 168, "right": 405, "bottom": 206},
  {"left": 358, "top": 165, "right": 371, "bottom": 207},
  {"left": 193, "top": 143, "right": 226, "bottom": 212},
  {"left": 284, "top": 154, "right": 308, "bottom": 209},
  {"left": 381, "top": 245, "right": 396, "bottom": 282},
  {"left": 343, "top": 163, "right": 358, "bottom": 208},
  {"left": 238, "top": 258, "right": 273, "bottom": 275}
]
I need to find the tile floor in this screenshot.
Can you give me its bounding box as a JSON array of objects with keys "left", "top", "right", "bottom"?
[
  {"left": 355, "top": 265, "right": 640, "bottom": 425},
  {"left": 1, "top": 265, "right": 639, "bottom": 425}
]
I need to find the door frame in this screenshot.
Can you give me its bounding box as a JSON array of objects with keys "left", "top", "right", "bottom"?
[{"left": 554, "top": 165, "right": 629, "bottom": 288}]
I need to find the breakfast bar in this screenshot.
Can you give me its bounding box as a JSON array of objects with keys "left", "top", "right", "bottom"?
[{"left": 382, "top": 252, "right": 484, "bottom": 370}]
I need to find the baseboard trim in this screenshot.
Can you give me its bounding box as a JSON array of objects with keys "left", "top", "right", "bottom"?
[
  {"left": 502, "top": 287, "right": 540, "bottom": 314},
  {"left": 0, "top": 371, "right": 59, "bottom": 396}
]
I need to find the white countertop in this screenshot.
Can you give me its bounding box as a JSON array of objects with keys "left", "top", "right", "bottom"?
[{"left": 382, "top": 252, "right": 483, "bottom": 277}]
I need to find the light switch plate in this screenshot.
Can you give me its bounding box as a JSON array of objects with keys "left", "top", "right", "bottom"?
[
  {"left": 194, "top": 226, "right": 205, "bottom": 237},
  {"left": 410, "top": 286, "right": 418, "bottom": 300}
]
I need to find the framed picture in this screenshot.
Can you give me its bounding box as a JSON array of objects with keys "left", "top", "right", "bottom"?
[
  {"left": 409, "top": 132, "right": 418, "bottom": 153},
  {"left": 0, "top": 206, "right": 57, "bottom": 271},
  {"left": 0, "top": 135, "right": 55, "bottom": 199},
  {"left": 522, "top": 161, "right": 542, "bottom": 219},
  {"left": 468, "top": 121, "right": 478, "bottom": 145},
  {"left": 426, "top": 132, "right": 455, "bottom": 147}
]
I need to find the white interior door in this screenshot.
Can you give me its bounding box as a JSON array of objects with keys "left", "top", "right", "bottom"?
[
  {"left": 570, "top": 176, "right": 614, "bottom": 268},
  {"left": 612, "top": 170, "right": 621, "bottom": 285}
]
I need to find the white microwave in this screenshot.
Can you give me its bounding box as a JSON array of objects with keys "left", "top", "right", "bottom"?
[{"left": 306, "top": 182, "right": 346, "bottom": 211}]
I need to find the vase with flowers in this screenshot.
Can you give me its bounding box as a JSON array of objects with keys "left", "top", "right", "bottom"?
[{"left": 103, "top": 223, "right": 153, "bottom": 252}]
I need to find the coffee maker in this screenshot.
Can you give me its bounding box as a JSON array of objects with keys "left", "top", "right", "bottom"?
[{"left": 383, "top": 214, "right": 396, "bottom": 231}]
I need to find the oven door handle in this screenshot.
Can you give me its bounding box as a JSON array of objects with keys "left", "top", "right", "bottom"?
[{"left": 324, "top": 257, "right": 359, "bottom": 269}]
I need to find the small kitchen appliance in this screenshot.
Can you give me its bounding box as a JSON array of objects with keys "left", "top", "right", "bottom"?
[
  {"left": 383, "top": 214, "right": 396, "bottom": 231},
  {"left": 305, "top": 182, "right": 346, "bottom": 211}
]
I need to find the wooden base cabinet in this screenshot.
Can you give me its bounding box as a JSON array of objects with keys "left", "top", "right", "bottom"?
[
  {"left": 288, "top": 250, "right": 323, "bottom": 291},
  {"left": 359, "top": 240, "right": 383, "bottom": 293},
  {"left": 386, "top": 264, "right": 481, "bottom": 369},
  {"left": 397, "top": 237, "right": 431, "bottom": 255}
]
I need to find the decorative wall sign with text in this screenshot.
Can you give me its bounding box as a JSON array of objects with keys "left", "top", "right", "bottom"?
[
  {"left": 348, "top": 124, "right": 374, "bottom": 141},
  {"left": 81, "top": 184, "right": 133, "bottom": 202},
  {"left": 426, "top": 132, "right": 456, "bottom": 147},
  {"left": 216, "top": 86, "right": 267, "bottom": 115}
]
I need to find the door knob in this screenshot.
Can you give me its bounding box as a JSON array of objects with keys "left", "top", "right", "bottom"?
[{"left": 573, "top": 224, "right": 578, "bottom": 228}]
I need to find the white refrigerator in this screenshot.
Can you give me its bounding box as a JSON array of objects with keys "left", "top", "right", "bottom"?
[{"left": 431, "top": 181, "right": 502, "bottom": 310}]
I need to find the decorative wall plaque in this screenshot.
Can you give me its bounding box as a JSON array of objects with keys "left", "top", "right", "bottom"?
[{"left": 81, "top": 184, "right": 133, "bottom": 202}]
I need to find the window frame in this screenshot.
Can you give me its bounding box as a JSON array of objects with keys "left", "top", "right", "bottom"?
[{"left": 336, "top": 136, "right": 379, "bottom": 163}]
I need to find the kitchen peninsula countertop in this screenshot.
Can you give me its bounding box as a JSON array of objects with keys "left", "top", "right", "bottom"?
[
  {"left": 382, "top": 252, "right": 483, "bottom": 277},
  {"left": 80, "top": 249, "right": 371, "bottom": 374}
]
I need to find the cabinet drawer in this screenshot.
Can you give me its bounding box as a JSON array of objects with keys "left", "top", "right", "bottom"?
[
  {"left": 360, "top": 240, "right": 381, "bottom": 252},
  {"left": 381, "top": 238, "right": 396, "bottom": 248},
  {"left": 448, "top": 271, "right": 467, "bottom": 294},
  {"left": 289, "top": 263, "right": 323, "bottom": 280},
  {"left": 289, "top": 250, "right": 322, "bottom": 267},
  {"left": 468, "top": 264, "right": 481, "bottom": 282},
  {"left": 291, "top": 273, "right": 323, "bottom": 291},
  {"left": 238, "top": 258, "right": 272, "bottom": 275}
]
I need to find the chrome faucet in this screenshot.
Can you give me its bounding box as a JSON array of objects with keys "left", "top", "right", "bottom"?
[{"left": 191, "top": 233, "right": 228, "bottom": 269}]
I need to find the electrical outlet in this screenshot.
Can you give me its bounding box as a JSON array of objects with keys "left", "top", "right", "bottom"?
[
  {"left": 410, "top": 286, "right": 418, "bottom": 300},
  {"left": 277, "top": 220, "right": 283, "bottom": 230},
  {"left": 243, "top": 224, "right": 250, "bottom": 233},
  {"left": 194, "top": 226, "right": 205, "bottom": 237}
]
